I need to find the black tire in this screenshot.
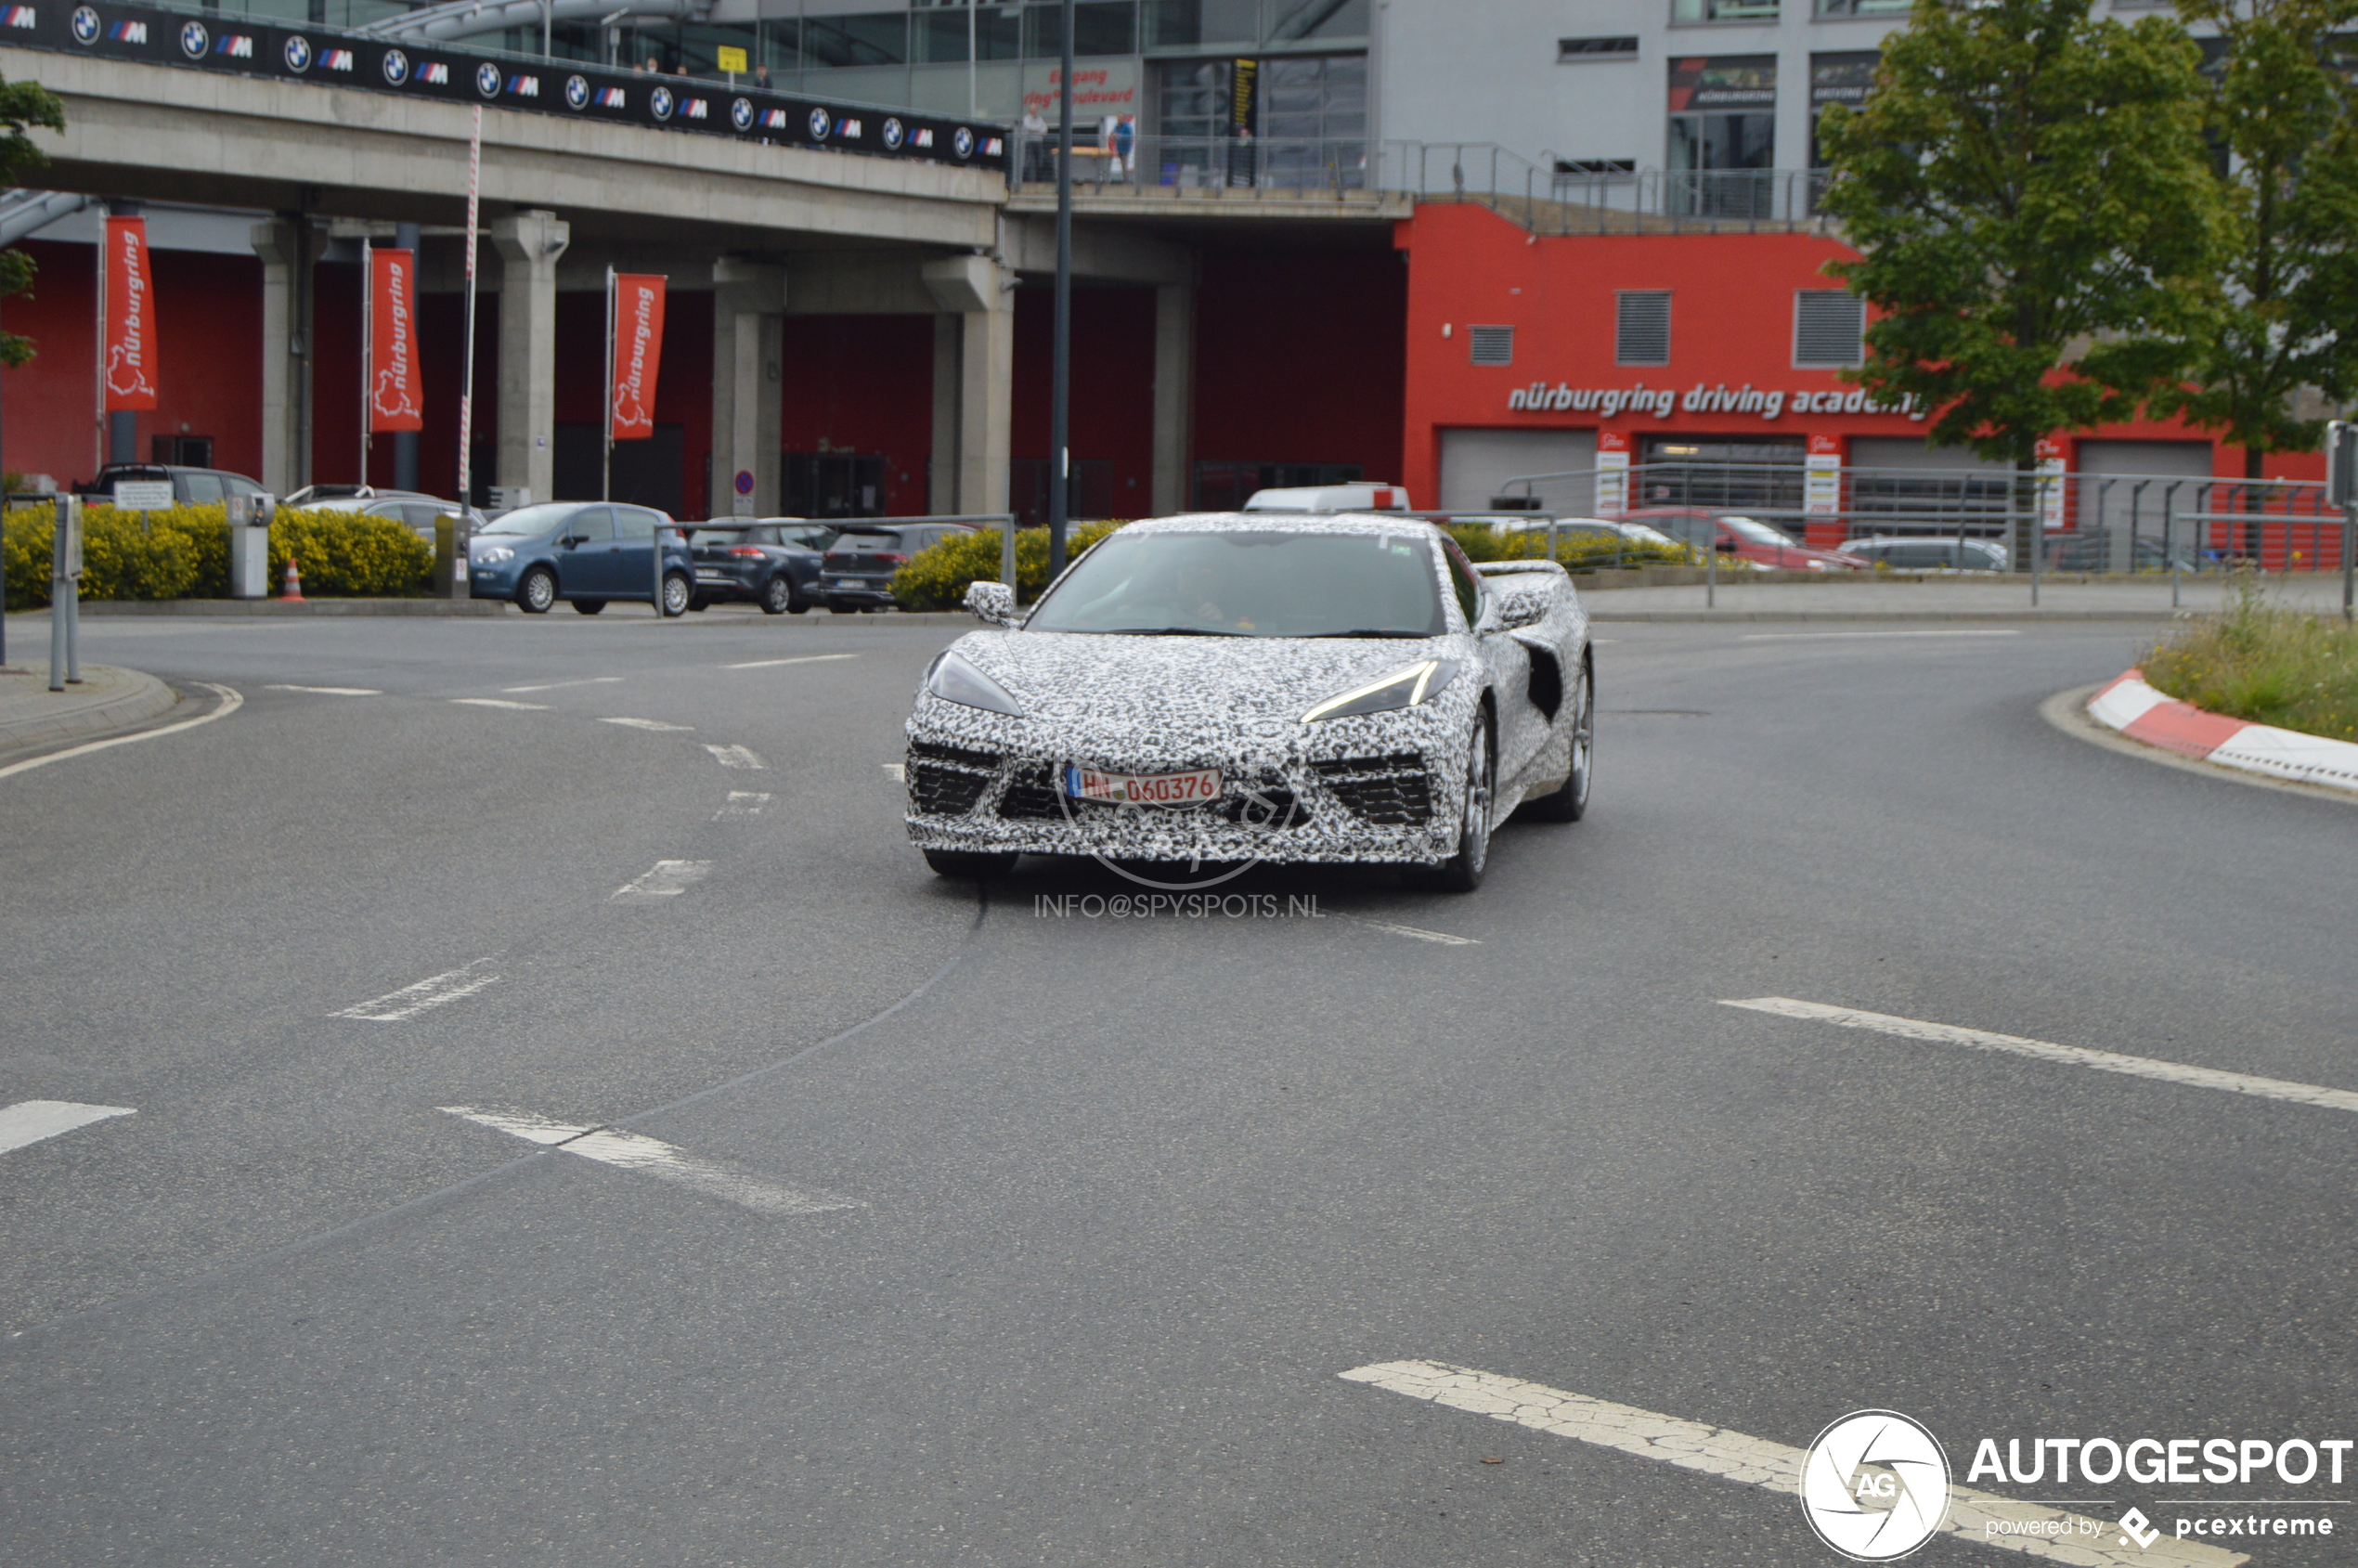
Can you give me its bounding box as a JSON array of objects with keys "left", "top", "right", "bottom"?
[
  {"left": 572, "top": 599, "right": 606, "bottom": 616},
  {"left": 924, "top": 849, "right": 1017, "bottom": 879},
  {"left": 689, "top": 593, "right": 713, "bottom": 613},
  {"left": 660, "top": 572, "right": 692, "bottom": 617},
  {"left": 1405, "top": 714, "right": 1493, "bottom": 893},
  {"left": 1521, "top": 656, "right": 1593, "bottom": 823},
  {"left": 759, "top": 576, "right": 794, "bottom": 616},
  {"left": 517, "top": 567, "right": 557, "bottom": 614}
]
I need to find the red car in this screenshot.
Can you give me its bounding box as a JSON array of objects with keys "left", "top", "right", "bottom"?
[{"left": 1623, "top": 508, "right": 1867, "bottom": 571}]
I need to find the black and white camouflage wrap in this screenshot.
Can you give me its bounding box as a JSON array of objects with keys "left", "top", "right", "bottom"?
[{"left": 901, "top": 512, "right": 1592, "bottom": 868}]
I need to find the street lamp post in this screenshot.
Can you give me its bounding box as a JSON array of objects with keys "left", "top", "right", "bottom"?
[{"left": 1046, "top": 0, "right": 1074, "bottom": 579}]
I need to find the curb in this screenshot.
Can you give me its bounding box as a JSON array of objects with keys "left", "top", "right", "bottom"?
[
  {"left": 67, "top": 598, "right": 513, "bottom": 617},
  {"left": 2084, "top": 669, "right": 2358, "bottom": 796},
  {"left": 0, "top": 665, "right": 177, "bottom": 751}
]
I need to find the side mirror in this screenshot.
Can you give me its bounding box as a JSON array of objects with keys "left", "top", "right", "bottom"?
[
  {"left": 1715, "top": 538, "right": 1737, "bottom": 553},
  {"left": 1473, "top": 592, "right": 1504, "bottom": 634},
  {"left": 965, "top": 578, "right": 1020, "bottom": 627}
]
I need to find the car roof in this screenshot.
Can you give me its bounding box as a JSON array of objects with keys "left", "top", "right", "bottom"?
[{"left": 1122, "top": 512, "right": 1446, "bottom": 539}]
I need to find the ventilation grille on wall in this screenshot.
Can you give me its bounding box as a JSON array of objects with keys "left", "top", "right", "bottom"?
[
  {"left": 1615, "top": 291, "right": 1672, "bottom": 367},
  {"left": 1469, "top": 325, "right": 1515, "bottom": 367},
  {"left": 1793, "top": 290, "right": 1867, "bottom": 368},
  {"left": 1559, "top": 35, "right": 1639, "bottom": 60}
]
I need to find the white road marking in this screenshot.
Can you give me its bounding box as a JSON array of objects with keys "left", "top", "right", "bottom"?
[
  {"left": 715, "top": 790, "right": 770, "bottom": 818},
  {"left": 613, "top": 860, "right": 712, "bottom": 900},
  {"left": 0, "top": 1101, "right": 136, "bottom": 1156},
  {"left": 725, "top": 653, "right": 860, "bottom": 670},
  {"left": 599, "top": 716, "right": 695, "bottom": 732},
  {"left": 882, "top": 762, "right": 906, "bottom": 781},
  {"left": 0, "top": 681, "right": 242, "bottom": 782},
  {"left": 705, "top": 744, "right": 767, "bottom": 770},
  {"left": 440, "top": 1107, "right": 862, "bottom": 1216},
  {"left": 1341, "top": 1361, "right": 2246, "bottom": 1568},
  {"left": 1724, "top": 996, "right": 2358, "bottom": 1115},
  {"left": 1738, "top": 629, "right": 2023, "bottom": 641},
  {"left": 450, "top": 697, "right": 548, "bottom": 710},
  {"left": 265, "top": 683, "right": 381, "bottom": 695},
  {"left": 334, "top": 959, "right": 501, "bottom": 1021},
  {"left": 1349, "top": 916, "right": 1479, "bottom": 946},
  {"left": 503, "top": 677, "right": 625, "bottom": 693}
]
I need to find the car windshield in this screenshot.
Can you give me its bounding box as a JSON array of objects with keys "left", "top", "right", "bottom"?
[
  {"left": 1023, "top": 528, "right": 1448, "bottom": 639},
  {"left": 832, "top": 532, "right": 901, "bottom": 551},
  {"left": 480, "top": 504, "right": 578, "bottom": 537},
  {"left": 1720, "top": 514, "right": 1798, "bottom": 546},
  {"left": 1621, "top": 524, "right": 1678, "bottom": 549}
]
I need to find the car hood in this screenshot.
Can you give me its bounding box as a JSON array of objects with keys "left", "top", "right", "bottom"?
[{"left": 950, "top": 628, "right": 1462, "bottom": 729}]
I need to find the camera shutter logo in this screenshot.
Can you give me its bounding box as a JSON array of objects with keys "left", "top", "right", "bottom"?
[
  {"left": 178, "top": 19, "right": 204, "bottom": 58},
  {"left": 1800, "top": 1411, "right": 1951, "bottom": 1562}
]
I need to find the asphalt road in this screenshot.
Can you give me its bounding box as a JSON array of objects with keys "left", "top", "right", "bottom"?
[{"left": 3, "top": 605, "right": 2352, "bottom": 1567}]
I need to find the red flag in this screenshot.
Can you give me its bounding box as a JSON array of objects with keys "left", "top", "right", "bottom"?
[
  {"left": 608, "top": 273, "right": 666, "bottom": 441},
  {"left": 368, "top": 246, "right": 422, "bottom": 433},
  {"left": 101, "top": 214, "right": 157, "bottom": 411}
]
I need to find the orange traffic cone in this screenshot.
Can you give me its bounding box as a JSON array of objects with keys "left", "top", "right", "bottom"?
[{"left": 282, "top": 556, "right": 304, "bottom": 602}]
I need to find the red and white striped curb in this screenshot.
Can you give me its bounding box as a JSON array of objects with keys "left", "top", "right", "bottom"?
[{"left": 2087, "top": 670, "right": 2358, "bottom": 795}]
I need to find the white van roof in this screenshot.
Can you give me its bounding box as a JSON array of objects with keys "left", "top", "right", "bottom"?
[{"left": 1240, "top": 483, "right": 1412, "bottom": 513}]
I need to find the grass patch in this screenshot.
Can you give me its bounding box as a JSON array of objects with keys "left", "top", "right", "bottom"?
[{"left": 2141, "top": 578, "right": 2358, "bottom": 742}]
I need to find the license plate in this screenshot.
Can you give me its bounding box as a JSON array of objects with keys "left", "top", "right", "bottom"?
[{"left": 1065, "top": 766, "right": 1222, "bottom": 806}]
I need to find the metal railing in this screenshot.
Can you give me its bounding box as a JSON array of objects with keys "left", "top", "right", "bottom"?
[{"left": 1006, "top": 134, "right": 1838, "bottom": 233}]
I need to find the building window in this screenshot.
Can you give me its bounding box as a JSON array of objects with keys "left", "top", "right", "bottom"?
[
  {"left": 1814, "top": 0, "right": 1910, "bottom": 15},
  {"left": 1556, "top": 158, "right": 1637, "bottom": 175},
  {"left": 1560, "top": 36, "right": 1639, "bottom": 60},
  {"left": 1793, "top": 291, "right": 1866, "bottom": 368},
  {"left": 1616, "top": 292, "right": 1672, "bottom": 367},
  {"left": 1269, "top": 0, "right": 1370, "bottom": 42},
  {"left": 798, "top": 12, "right": 909, "bottom": 67},
  {"left": 1025, "top": 1, "right": 1137, "bottom": 58},
  {"left": 1673, "top": 0, "right": 1779, "bottom": 22},
  {"left": 1143, "top": 0, "right": 1259, "bottom": 49},
  {"left": 1808, "top": 51, "right": 1879, "bottom": 166},
  {"left": 1469, "top": 325, "right": 1515, "bottom": 367}
]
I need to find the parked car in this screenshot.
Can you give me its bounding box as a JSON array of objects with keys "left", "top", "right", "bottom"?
[
  {"left": 2042, "top": 532, "right": 2197, "bottom": 573},
  {"left": 1623, "top": 508, "right": 1866, "bottom": 571},
  {"left": 1483, "top": 515, "right": 1695, "bottom": 558},
  {"left": 87, "top": 463, "right": 268, "bottom": 509},
  {"left": 1241, "top": 483, "right": 1413, "bottom": 513},
  {"left": 465, "top": 501, "right": 694, "bottom": 616},
  {"left": 1836, "top": 536, "right": 2010, "bottom": 573},
  {"left": 821, "top": 521, "right": 979, "bottom": 613},
  {"left": 300, "top": 490, "right": 486, "bottom": 542},
  {"left": 685, "top": 519, "right": 839, "bottom": 614}
]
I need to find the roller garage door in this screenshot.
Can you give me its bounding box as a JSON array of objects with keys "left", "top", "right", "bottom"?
[{"left": 1438, "top": 429, "right": 1599, "bottom": 512}]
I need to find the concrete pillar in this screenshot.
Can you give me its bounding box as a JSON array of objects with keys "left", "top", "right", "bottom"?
[
  {"left": 710, "top": 259, "right": 784, "bottom": 518},
  {"left": 1151, "top": 279, "right": 1194, "bottom": 517},
  {"left": 921, "top": 253, "right": 1013, "bottom": 517},
  {"left": 250, "top": 216, "right": 310, "bottom": 498},
  {"left": 490, "top": 210, "right": 570, "bottom": 504},
  {"left": 929, "top": 314, "right": 960, "bottom": 515}
]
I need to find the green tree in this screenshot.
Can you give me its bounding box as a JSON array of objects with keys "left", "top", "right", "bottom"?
[
  {"left": 1818, "top": 0, "right": 2222, "bottom": 566},
  {"left": 0, "top": 70, "right": 62, "bottom": 368},
  {"left": 2149, "top": 0, "right": 2358, "bottom": 490}
]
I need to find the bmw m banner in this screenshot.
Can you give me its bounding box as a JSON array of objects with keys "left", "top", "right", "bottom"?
[
  {"left": 367, "top": 246, "right": 422, "bottom": 434},
  {"left": 99, "top": 213, "right": 156, "bottom": 412},
  {"left": 606, "top": 272, "right": 665, "bottom": 443}
]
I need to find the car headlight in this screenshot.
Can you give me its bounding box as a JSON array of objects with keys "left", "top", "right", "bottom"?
[
  {"left": 1301, "top": 659, "right": 1458, "bottom": 723},
  {"left": 926, "top": 649, "right": 1026, "bottom": 717},
  {"left": 477, "top": 546, "right": 514, "bottom": 565}
]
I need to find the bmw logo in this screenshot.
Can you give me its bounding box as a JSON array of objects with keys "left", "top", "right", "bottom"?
[
  {"left": 381, "top": 46, "right": 408, "bottom": 84},
  {"left": 808, "top": 106, "right": 829, "bottom": 140},
  {"left": 881, "top": 116, "right": 903, "bottom": 150},
  {"left": 69, "top": 5, "right": 97, "bottom": 44},
  {"left": 952, "top": 126, "right": 975, "bottom": 160},
  {"left": 564, "top": 72, "right": 588, "bottom": 109},
  {"left": 283, "top": 32, "right": 310, "bottom": 71},
  {"left": 179, "top": 19, "right": 206, "bottom": 58},
  {"left": 649, "top": 84, "right": 673, "bottom": 121},
  {"left": 730, "top": 96, "right": 752, "bottom": 130},
  {"left": 476, "top": 60, "right": 500, "bottom": 97}
]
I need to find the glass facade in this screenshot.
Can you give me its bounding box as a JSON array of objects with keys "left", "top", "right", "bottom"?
[
  {"left": 1808, "top": 51, "right": 1878, "bottom": 167},
  {"left": 1671, "top": 0, "right": 1781, "bottom": 22}
]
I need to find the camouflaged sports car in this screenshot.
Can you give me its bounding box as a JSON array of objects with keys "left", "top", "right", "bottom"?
[{"left": 900, "top": 513, "right": 1595, "bottom": 892}]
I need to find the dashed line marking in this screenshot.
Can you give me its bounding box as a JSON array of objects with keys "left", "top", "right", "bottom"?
[
  {"left": 503, "top": 677, "right": 625, "bottom": 693},
  {"left": 725, "top": 654, "right": 860, "bottom": 670},
  {"left": 600, "top": 717, "right": 695, "bottom": 732},
  {"left": 1737, "top": 629, "right": 2024, "bottom": 641},
  {"left": 1340, "top": 1361, "right": 2245, "bottom": 1568},
  {"left": 1348, "top": 916, "right": 1478, "bottom": 946},
  {"left": 613, "top": 860, "right": 712, "bottom": 900},
  {"left": 704, "top": 744, "right": 767, "bottom": 770},
  {"left": 882, "top": 762, "right": 906, "bottom": 781},
  {"left": 1723, "top": 996, "right": 2358, "bottom": 1115},
  {"left": 334, "top": 959, "right": 501, "bottom": 1021},
  {"left": 450, "top": 697, "right": 548, "bottom": 710},
  {"left": 715, "top": 791, "right": 771, "bottom": 819},
  {"left": 440, "top": 1107, "right": 862, "bottom": 1216},
  {"left": 0, "top": 1101, "right": 136, "bottom": 1157},
  {"left": 265, "top": 683, "right": 381, "bottom": 695}
]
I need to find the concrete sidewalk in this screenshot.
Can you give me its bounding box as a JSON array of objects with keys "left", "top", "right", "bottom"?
[
  {"left": 0, "top": 663, "right": 178, "bottom": 752},
  {"left": 1581, "top": 573, "right": 2356, "bottom": 621}
]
